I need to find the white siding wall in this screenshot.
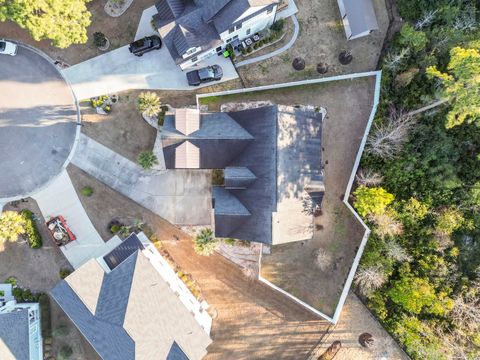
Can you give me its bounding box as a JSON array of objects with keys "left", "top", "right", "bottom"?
[{"left": 180, "top": 5, "right": 278, "bottom": 69}]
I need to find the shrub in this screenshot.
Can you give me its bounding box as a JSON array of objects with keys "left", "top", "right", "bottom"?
[
  {"left": 157, "top": 112, "right": 165, "bottom": 126},
  {"left": 247, "top": 46, "right": 252, "bottom": 53},
  {"left": 399, "top": 24, "right": 427, "bottom": 52},
  {"left": 58, "top": 345, "right": 73, "bottom": 360},
  {"left": 193, "top": 229, "right": 218, "bottom": 256},
  {"left": 137, "top": 91, "right": 161, "bottom": 117},
  {"left": 271, "top": 19, "right": 285, "bottom": 33},
  {"left": 224, "top": 238, "right": 236, "bottom": 246},
  {"left": 110, "top": 224, "right": 121, "bottom": 234},
  {"left": 253, "top": 43, "right": 259, "bottom": 50},
  {"left": 80, "top": 186, "right": 93, "bottom": 197},
  {"left": 212, "top": 169, "right": 224, "bottom": 185},
  {"left": 39, "top": 294, "right": 51, "bottom": 338},
  {"left": 53, "top": 325, "right": 70, "bottom": 337},
  {"left": 93, "top": 32, "right": 107, "bottom": 48},
  {"left": 353, "top": 186, "right": 395, "bottom": 218},
  {"left": 20, "top": 210, "right": 42, "bottom": 248},
  {"left": 0, "top": 211, "right": 26, "bottom": 244},
  {"left": 137, "top": 151, "right": 158, "bottom": 170},
  {"left": 59, "top": 268, "right": 72, "bottom": 279}
]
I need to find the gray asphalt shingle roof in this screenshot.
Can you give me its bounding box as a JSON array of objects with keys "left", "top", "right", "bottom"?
[
  {"left": 51, "top": 243, "right": 211, "bottom": 360},
  {"left": 154, "top": 0, "right": 277, "bottom": 64},
  {"left": 0, "top": 309, "right": 30, "bottom": 360}
]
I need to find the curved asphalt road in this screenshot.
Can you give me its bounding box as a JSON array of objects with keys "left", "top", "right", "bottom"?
[{"left": 0, "top": 43, "right": 79, "bottom": 200}]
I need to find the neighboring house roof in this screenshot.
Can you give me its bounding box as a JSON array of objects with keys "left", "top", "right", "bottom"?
[
  {"left": 162, "top": 105, "right": 323, "bottom": 245},
  {"left": 154, "top": 0, "right": 277, "bottom": 65},
  {"left": 339, "top": 0, "right": 378, "bottom": 38},
  {"left": 51, "top": 234, "right": 211, "bottom": 360},
  {"left": 0, "top": 309, "right": 30, "bottom": 360}
]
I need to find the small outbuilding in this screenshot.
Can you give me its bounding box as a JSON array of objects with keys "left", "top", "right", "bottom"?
[{"left": 337, "top": 0, "right": 379, "bottom": 40}]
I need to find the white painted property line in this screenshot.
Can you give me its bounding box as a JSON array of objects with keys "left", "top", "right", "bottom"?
[
  {"left": 198, "top": 71, "right": 382, "bottom": 324},
  {"left": 196, "top": 70, "right": 381, "bottom": 105}
]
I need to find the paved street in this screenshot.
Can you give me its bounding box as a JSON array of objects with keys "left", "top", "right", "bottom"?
[
  {"left": 0, "top": 44, "right": 79, "bottom": 201},
  {"left": 62, "top": 44, "right": 239, "bottom": 101},
  {"left": 72, "top": 134, "right": 212, "bottom": 225}
]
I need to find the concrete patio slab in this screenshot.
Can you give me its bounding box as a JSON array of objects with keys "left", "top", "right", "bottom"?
[
  {"left": 32, "top": 171, "right": 121, "bottom": 269},
  {"left": 71, "top": 134, "right": 212, "bottom": 225},
  {"left": 62, "top": 45, "right": 238, "bottom": 101}
]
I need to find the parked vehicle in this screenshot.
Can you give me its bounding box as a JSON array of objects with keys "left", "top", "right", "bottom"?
[
  {"left": 186, "top": 65, "right": 223, "bottom": 86},
  {"left": 128, "top": 36, "right": 162, "bottom": 56},
  {"left": 0, "top": 40, "right": 17, "bottom": 56}
]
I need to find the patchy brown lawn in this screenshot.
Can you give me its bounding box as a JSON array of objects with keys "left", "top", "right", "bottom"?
[
  {"left": 0, "top": 0, "right": 156, "bottom": 65},
  {"left": 201, "top": 76, "right": 376, "bottom": 317},
  {"left": 67, "top": 164, "right": 332, "bottom": 359},
  {"left": 0, "top": 201, "right": 98, "bottom": 359},
  {"left": 237, "top": 0, "right": 388, "bottom": 86}
]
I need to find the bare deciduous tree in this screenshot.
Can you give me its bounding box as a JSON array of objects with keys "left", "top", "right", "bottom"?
[
  {"left": 314, "top": 248, "right": 333, "bottom": 272},
  {"left": 454, "top": 7, "right": 477, "bottom": 31},
  {"left": 385, "top": 240, "right": 411, "bottom": 262},
  {"left": 354, "top": 266, "right": 386, "bottom": 296},
  {"left": 415, "top": 10, "right": 437, "bottom": 29},
  {"left": 366, "top": 106, "right": 415, "bottom": 159},
  {"left": 383, "top": 48, "right": 410, "bottom": 72},
  {"left": 451, "top": 292, "right": 480, "bottom": 332},
  {"left": 356, "top": 169, "right": 384, "bottom": 187},
  {"left": 368, "top": 212, "right": 404, "bottom": 239}
]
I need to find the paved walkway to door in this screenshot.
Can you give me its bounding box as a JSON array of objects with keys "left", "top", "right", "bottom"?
[{"left": 71, "top": 134, "right": 212, "bottom": 225}]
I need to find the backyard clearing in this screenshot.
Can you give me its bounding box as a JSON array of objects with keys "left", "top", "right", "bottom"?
[
  {"left": 200, "top": 75, "right": 377, "bottom": 318},
  {"left": 238, "top": 0, "right": 388, "bottom": 86},
  {"left": 0, "top": 0, "right": 156, "bottom": 65}
]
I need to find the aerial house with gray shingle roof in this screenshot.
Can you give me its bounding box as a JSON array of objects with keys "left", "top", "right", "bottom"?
[
  {"left": 153, "top": 0, "right": 280, "bottom": 69},
  {"left": 51, "top": 233, "right": 212, "bottom": 360},
  {"left": 161, "top": 105, "right": 325, "bottom": 245}
]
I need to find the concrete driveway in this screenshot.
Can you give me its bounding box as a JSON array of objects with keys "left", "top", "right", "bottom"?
[
  {"left": 71, "top": 134, "right": 212, "bottom": 225},
  {"left": 32, "top": 171, "right": 122, "bottom": 269},
  {"left": 62, "top": 45, "right": 239, "bottom": 101},
  {"left": 0, "top": 43, "right": 79, "bottom": 201}
]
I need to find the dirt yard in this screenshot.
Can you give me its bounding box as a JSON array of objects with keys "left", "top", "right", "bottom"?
[
  {"left": 200, "top": 76, "right": 376, "bottom": 317},
  {"left": 238, "top": 0, "right": 388, "bottom": 86},
  {"left": 312, "top": 293, "right": 410, "bottom": 360},
  {"left": 0, "top": 201, "right": 98, "bottom": 359},
  {"left": 66, "top": 164, "right": 333, "bottom": 359},
  {"left": 0, "top": 199, "right": 71, "bottom": 292},
  {"left": 0, "top": 0, "right": 156, "bottom": 65}
]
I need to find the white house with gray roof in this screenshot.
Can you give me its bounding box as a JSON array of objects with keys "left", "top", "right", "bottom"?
[
  {"left": 153, "top": 0, "right": 280, "bottom": 69},
  {"left": 337, "top": 0, "right": 379, "bottom": 40},
  {"left": 0, "top": 284, "right": 43, "bottom": 360},
  {"left": 51, "top": 233, "right": 212, "bottom": 360}
]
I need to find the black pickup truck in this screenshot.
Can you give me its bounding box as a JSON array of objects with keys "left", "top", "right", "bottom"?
[
  {"left": 186, "top": 65, "right": 223, "bottom": 86},
  {"left": 128, "top": 36, "right": 162, "bottom": 56}
]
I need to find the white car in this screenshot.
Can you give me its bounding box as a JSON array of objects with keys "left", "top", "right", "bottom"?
[{"left": 0, "top": 40, "right": 17, "bottom": 56}]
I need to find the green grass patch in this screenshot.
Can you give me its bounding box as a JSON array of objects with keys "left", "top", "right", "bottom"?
[
  {"left": 20, "top": 209, "right": 42, "bottom": 248},
  {"left": 80, "top": 186, "right": 93, "bottom": 197}
]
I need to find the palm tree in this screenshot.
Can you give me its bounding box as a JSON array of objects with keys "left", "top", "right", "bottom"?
[
  {"left": 137, "top": 91, "right": 161, "bottom": 117},
  {"left": 193, "top": 229, "right": 218, "bottom": 256},
  {"left": 137, "top": 151, "right": 158, "bottom": 170}
]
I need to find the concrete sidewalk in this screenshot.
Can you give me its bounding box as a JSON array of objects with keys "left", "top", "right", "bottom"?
[
  {"left": 62, "top": 45, "right": 238, "bottom": 100},
  {"left": 71, "top": 134, "right": 212, "bottom": 225},
  {"left": 32, "top": 171, "right": 121, "bottom": 269}
]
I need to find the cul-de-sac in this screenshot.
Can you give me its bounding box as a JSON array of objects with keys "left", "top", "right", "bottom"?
[{"left": 0, "top": 0, "right": 479, "bottom": 359}]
